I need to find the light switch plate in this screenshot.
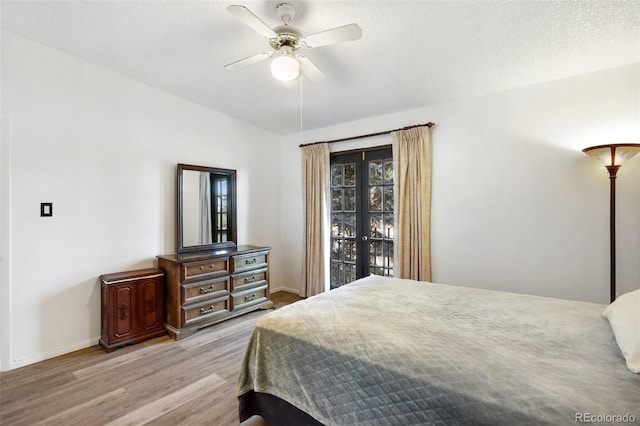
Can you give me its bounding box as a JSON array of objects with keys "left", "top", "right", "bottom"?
[{"left": 41, "top": 202, "right": 53, "bottom": 217}]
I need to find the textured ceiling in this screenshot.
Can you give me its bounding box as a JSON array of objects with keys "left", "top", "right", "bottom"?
[{"left": 2, "top": 1, "right": 639, "bottom": 135}]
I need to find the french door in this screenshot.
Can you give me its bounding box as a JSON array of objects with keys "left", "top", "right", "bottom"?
[{"left": 330, "top": 148, "right": 394, "bottom": 289}]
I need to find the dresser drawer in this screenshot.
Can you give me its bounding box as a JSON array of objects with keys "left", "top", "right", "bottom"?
[
  {"left": 184, "top": 296, "right": 230, "bottom": 325},
  {"left": 231, "top": 268, "right": 268, "bottom": 293},
  {"left": 232, "top": 285, "right": 268, "bottom": 311},
  {"left": 182, "top": 258, "right": 229, "bottom": 281},
  {"left": 232, "top": 252, "right": 268, "bottom": 274},
  {"left": 183, "top": 276, "right": 230, "bottom": 304}
]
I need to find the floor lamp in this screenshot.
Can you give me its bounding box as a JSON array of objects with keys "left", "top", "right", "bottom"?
[{"left": 582, "top": 143, "right": 640, "bottom": 303}]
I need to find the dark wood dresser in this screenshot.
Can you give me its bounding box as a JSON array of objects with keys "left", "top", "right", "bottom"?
[
  {"left": 157, "top": 245, "right": 272, "bottom": 340},
  {"left": 99, "top": 268, "right": 166, "bottom": 352}
]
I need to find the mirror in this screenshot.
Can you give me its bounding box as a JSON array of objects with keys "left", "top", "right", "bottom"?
[{"left": 177, "top": 163, "right": 237, "bottom": 253}]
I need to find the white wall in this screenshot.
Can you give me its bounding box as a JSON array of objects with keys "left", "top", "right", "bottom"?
[
  {"left": 0, "top": 32, "right": 282, "bottom": 370},
  {"left": 279, "top": 63, "right": 640, "bottom": 303}
]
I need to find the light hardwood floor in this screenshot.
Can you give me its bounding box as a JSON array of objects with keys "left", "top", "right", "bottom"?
[{"left": 0, "top": 291, "right": 302, "bottom": 426}]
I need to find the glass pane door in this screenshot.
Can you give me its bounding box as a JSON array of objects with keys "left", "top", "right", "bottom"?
[
  {"left": 367, "top": 153, "right": 394, "bottom": 277},
  {"left": 330, "top": 154, "right": 358, "bottom": 289},
  {"left": 330, "top": 148, "right": 393, "bottom": 289}
]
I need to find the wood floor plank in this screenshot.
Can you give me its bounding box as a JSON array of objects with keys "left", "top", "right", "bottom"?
[
  {"left": 106, "top": 372, "right": 226, "bottom": 426},
  {"left": 33, "top": 388, "right": 128, "bottom": 426},
  {"left": 73, "top": 337, "right": 175, "bottom": 379},
  {"left": 155, "top": 385, "right": 241, "bottom": 426}
]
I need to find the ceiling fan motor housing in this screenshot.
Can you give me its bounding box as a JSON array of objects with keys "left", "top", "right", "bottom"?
[{"left": 269, "top": 29, "right": 302, "bottom": 50}]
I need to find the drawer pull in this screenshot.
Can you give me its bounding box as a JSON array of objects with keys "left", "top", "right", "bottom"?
[
  {"left": 199, "top": 266, "right": 204, "bottom": 270},
  {"left": 200, "top": 305, "right": 215, "bottom": 315},
  {"left": 244, "top": 276, "right": 256, "bottom": 284},
  {"left": 245, "top": 258, "right": 257, "bottom": 265},
  {"left": 200, "top": 285, "right": 215, "bottom": 294},
  {"left": 244, "top": 293, "right": 257, "bottom": 302}
]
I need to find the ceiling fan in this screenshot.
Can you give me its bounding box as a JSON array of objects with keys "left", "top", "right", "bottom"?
[{"left": 224, "top": 3, "right": 362, "bottom": 82}]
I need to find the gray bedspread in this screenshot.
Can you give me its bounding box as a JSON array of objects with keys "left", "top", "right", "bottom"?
[{"left": 238, "top": 276, "right": 640, "bottom": 425}]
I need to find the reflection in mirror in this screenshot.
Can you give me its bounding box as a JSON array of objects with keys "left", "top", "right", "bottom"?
[{"left": 177, "top": 164, "right": 237, "bottom": 253}]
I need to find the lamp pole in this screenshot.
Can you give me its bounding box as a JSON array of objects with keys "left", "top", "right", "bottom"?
[
  {"left": 583, "top": 143, "right": 640, "bottom": 303},
  {"left": 606, "top": 165, "right": 620, "bottom": 303}
]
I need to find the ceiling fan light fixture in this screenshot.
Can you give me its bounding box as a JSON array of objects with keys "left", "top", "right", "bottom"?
[{"left": 270, "top": 46, "right": 301, "bottom": 82}]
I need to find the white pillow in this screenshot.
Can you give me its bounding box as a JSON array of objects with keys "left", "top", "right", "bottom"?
[{"left": 603, "top": 289, "right": 640, "bottom": 373}]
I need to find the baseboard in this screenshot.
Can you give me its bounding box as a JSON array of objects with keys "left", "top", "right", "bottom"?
[
  {"left": 8, "top": 336, "right": 100, "bottom": 370},
  {"left": 270, "top": 285, "right": 301, "bottom": 296}
]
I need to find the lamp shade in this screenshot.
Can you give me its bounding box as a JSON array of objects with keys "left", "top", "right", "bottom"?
[
  {"left": 583, "top": 144, "right": 640, "bottom": 167},
  {"left": 270, "top": 46, "right": 301, "bottom": 82}
]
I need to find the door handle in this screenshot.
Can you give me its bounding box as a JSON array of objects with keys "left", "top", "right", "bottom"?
[{"left": 362, "top": 235, "right": 368, "bottom": 241}]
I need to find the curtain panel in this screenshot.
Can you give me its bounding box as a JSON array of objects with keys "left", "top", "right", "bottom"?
[
  {"left": 392, "top": 126, "right": 432, "bottom": 281},
  {"left": 301, "top": 143, "right": 330, "bottom": 297}
]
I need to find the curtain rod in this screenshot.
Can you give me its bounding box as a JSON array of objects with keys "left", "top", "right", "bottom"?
[{"left": 298, "top": 122, "right": 435, "bottom": 148}]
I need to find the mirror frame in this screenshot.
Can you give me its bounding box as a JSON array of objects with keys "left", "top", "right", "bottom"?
[{"left": 177, "top": 163, "right": 237, "bottom": 253}]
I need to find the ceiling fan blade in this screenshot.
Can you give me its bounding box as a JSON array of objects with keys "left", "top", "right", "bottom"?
[
  {"left": 227, "top": 5, "right": 278, "bottom": 39},
  {"left": 224, "top": 51, "right": 274, "bottom": 70},
  {"left": 303, "top": 23, "right": 362, "bottom": 48},
  {"left": 297, "top": 56, "right": 325, "bottom": 81}
]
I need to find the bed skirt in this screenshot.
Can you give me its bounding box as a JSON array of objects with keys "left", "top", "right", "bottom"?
[{"left": 239, "top": 390, "right": 324, "bottom": 426}]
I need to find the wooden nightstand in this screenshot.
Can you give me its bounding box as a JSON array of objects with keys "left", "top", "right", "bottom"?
[{"left": 99, "top": 268, "right": 166, "bottom": 352}]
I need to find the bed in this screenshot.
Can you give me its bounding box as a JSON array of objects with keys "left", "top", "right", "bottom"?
[{"left": 237, "top": 276, "right": 640, "bottom": 425}]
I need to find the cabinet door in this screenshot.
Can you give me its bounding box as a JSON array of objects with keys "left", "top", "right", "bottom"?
[
  {"left": 111, "top": 284, "right": 134, "bottom": 340},
  {"left": 140, "top": 278, "right": 163, "bottom": 331}
]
